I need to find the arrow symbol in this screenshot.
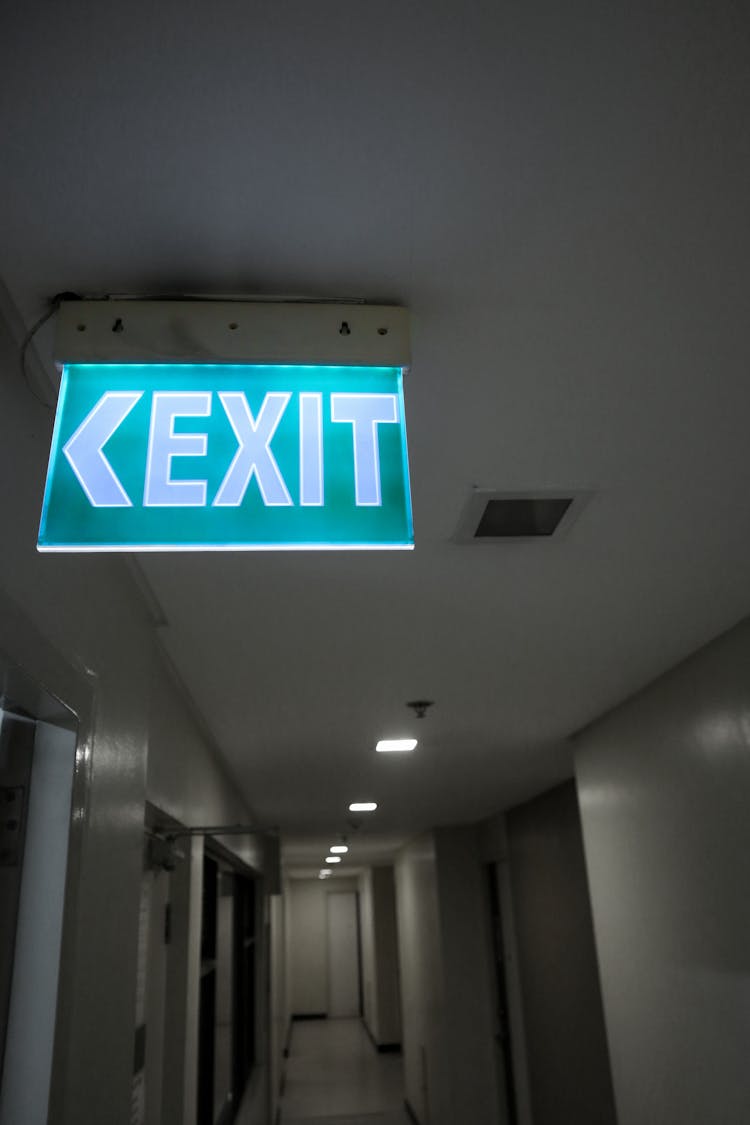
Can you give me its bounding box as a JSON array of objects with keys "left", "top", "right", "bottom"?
[{"left": 63, "top": 392, "right": 143, "bottom": 507}]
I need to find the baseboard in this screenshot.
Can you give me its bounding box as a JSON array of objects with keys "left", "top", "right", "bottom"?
[
  {"left": 291, "top": 1011, "right": 328, "bottom": 1020},
  {"left": 404, "top": 1097, "right": 420, "bottom": 1125}
]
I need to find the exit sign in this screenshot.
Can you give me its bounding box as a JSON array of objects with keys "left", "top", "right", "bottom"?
[{"left": 38, "top": 363, "right": 413, "bottom": 551}]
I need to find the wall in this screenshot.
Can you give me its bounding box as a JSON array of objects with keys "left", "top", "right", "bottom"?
[
  {"left": 506, "top": 782, "right": 617, "bottom": 1125},
  {"left": 0, "top": 301, "right": 263, "bottom": 1125},
  {"left": 359, "top": 870, "right": 376, "bottom": 1034},
  {"left": 576, "top": 617, "right": 750, "bottom": 1125},
  {"left": 479, "top": 814, "right": 533, "bottom": 1125},
  {"left": 360, "top": 866, "right": 401, "bottom": 1047},
  {"left": 286, "top": 877, "right": 359, "bottom": 1015},
  {"left": 395, "top": 828, "right": 501, "bottom": 1125},
  {"left": 433, "top": 827, "right": 502, "bottom": 1125},
  {"left": 268, "top": 891, "right": 288, "bottom": 1123},
  {"left": 372, "top": 867, "right": 401, "bottom": 1045},
  {"left": 394, "top": 834, "right": 442, "bottom": 1125},
  {"left": 146, "top": 662, "right": 262, "bottom": 869}
]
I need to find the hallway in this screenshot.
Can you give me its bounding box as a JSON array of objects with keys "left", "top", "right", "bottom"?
[{"left": 278, "top": 1019, "right": 410, "bottom": 1125}]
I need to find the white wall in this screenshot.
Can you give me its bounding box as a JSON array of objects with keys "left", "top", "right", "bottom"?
[
  {"left": 371, "top": 866, "right": 401, "bottom": 1046},
  {"left": 505, "top": 783, "right": 616, "bottom": 1125},
  {"left": 575, "top": 617, "right": 750, "bottom": 1125},
  {"left": 359, "top": 866, "right": 401, "bottom": 1047},
  {"left": 0, "top": 302, "right": 263, "bottom": 1125},
  {"left": 287, "top": 877, "right": 359, "bottom": 1015},
  {"left": 146, "top": 663, "right": 263, "bottom": 869},
  {"left": 433, "top": 827, "right": 502, "bottom": 1125},
  {"left": 287, "top": 880, "right": 328, "bottom": 1014},
  {"left": 269, "top": 891, "right": 288, "bottom": 1123},
  {"left": 395, "top": 833, "right": 444, "bottom": 1125},
  {"left": 395, "top": 829, "right": 503, "bottom": 1125},
  {"left": 479, "top": 814, "right": 533, "bottom": 1125},
  {"left": 359, "top": 870, "right": 377, "bottom": 1034}
]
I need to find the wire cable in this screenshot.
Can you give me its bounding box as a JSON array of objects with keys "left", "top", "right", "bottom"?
[
  {"left": 19, "top": 296, "right": 67, "bottom": 409},
  {"left": 19, "top": 289, "right": 373, "bottom": 408}
]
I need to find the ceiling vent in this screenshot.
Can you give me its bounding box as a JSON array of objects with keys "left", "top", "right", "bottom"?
[{"left": 454, "top": 489, "right": 591, "bottom": 543}]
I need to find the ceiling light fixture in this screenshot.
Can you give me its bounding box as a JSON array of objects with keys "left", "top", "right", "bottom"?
[
  {"left": 325, "top": 855, "right": 342, "bottom": 863},
  {"left": 329, "top": 845, "right": 348, "bottom": 853},
  {"left": 376, "top": 738, "right": 417, "bottom": 752},
  {"left": 349, "top": 802, "right": 377, "bottom": 812},
  {"left": 406, "top": 700, "right": 434, "bottom": 719}
]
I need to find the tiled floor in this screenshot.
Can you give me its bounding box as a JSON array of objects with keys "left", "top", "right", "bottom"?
[{"left": 280, "top": 1017, "right": 410, "bottom": 1125}]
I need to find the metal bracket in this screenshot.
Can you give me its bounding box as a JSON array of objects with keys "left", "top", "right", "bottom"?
[{"left": 55, "top": 300, "right": 411, "bottom": 369}]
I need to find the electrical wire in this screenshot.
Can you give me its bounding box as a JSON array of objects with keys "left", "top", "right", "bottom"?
[
  {"left": 58, "top": 290, "right": 368, "bottom": 304},
  {"left": 19, "top": 289, "right": 372, "bottom": 408},
  {"left": 19, "top": 296, "right": 67, "bottom": 409}
]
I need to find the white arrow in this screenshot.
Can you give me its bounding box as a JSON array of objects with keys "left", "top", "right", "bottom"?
[{"left": 63, "top": 392, "right": 143, "bottom": 507}]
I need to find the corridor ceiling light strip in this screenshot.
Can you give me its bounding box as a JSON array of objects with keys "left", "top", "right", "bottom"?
[
  {"left": 375, "top": 738, "right": 417, "bottom": 752},
  {"left": 349, "top": 802, "right": 377, "bottom": 812},
  {"left": 329, "top": 845, "right": 348, "bottom": 853},
  {"left": 325, "top": 856, "right": 342, "bottom": 864}
]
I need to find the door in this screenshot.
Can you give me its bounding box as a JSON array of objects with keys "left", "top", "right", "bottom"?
[{"left": 326, "top": 891, "right": 360, "bottom": 1018}]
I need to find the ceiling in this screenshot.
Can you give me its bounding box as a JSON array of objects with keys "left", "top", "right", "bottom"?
[{"left": 2, "top": 1, "right": 749, "bottom": 877}]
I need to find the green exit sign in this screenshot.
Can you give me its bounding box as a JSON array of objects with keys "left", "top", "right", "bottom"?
[{"left": 38, "top": 363, "right": 413, "bottom": 551}]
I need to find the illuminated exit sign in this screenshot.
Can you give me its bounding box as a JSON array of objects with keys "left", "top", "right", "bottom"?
[{"left": 38, "top": 363, "right": 413, "bottom": 551}]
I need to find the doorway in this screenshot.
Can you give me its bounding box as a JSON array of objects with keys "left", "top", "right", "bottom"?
[
  {"left": 197, "top": 844, "right": 259, "bottom": 1125},
  {"left": 0, "top": 697, "right": 78, "bottom": 1125}
]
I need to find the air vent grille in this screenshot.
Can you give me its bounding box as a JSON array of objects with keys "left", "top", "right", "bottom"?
[
  {"left": 474, "top": 497, "right": 572, "bottom": 538},
  {"left": 453, "top": 489, "right": 591, "bottom": 543}
]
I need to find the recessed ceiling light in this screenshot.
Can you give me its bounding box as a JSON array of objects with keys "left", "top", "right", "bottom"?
[
  {"left": 325, "top": 856, "right": 342, "bottom": 863},
  {"left": 329, "top": 845, "right": 348, "bottom": 853},
  {"left": 349, "top": 802, "right": 377, "bottom": 812},
  {"left": 319, "top": 869, "right": 331, "bottom": 878},
  {"left": 376, "top": 738, "right": 417, "bottom": 753}
]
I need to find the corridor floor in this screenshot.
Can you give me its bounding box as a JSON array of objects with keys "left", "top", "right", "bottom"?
[{"left": 279, "top": 1017, "right": 411, "bottom": 1125}]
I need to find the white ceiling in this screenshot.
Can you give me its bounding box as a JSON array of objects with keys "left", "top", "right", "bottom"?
[{"left": 2, "top": 1, "right": 749, "bottom": 875}]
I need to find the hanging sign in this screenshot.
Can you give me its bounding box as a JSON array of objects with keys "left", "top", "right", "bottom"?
[{"left": 38, "top": 363, "right": 413, "bottom": 551}]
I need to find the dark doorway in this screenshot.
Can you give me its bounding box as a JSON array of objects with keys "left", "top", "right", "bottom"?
[{"left": 197, "top": 848, "right": 258, "bottom": 1125}]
